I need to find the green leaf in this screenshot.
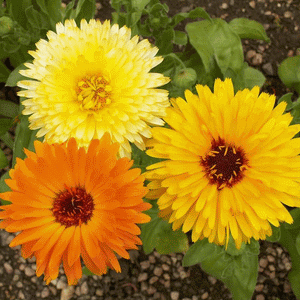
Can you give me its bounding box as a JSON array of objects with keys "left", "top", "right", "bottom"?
[
  {"left": 278, "top": 56, "right": 300, "bottom": 94},
  {"left": 0, "top": 148, "right": 9, "bottom": 169},
  {"left": 278, "top": 93, "right": 293, "bottom": 110},
  {"left": 7, "top": 0, "right": 32, "bottom": 29},
  {"left": 82, "top": 266, "right": 95, "bottom": 276},
  {"left": 131, "top": 0, "right": 151, "bottom": 11},
  {"left": 12, "top": 106, "right": 40, "bottom": 167},
  {"left": 5, "top": 62, "right": 28, "bottom": 87},
  {"left": 25, "top": 5, "right": 50, "bottom": 30},
  {"left": 229, "top": 18, "right": 270, "bottom": 42},
  {"left": 230, "top": 63, "right": 265, "bottom": 91},
  {"left": 174, "top": 30, "right": 187, "bottom": 45},
  {"left": 63, "top": 0, "right": 76, "bottom": 20},
  {"left": 75, "top": 0, "right": 96, "bottom": 25},
  {"left": 0, "top": 172, "right": 11, "bottom": 202},
  {"left": 296, "top": 232, "right": 300, "bottom": 256},
  {"left": 0, "top": 100, "right": 19, "bottom": 118},
  {"left": 0, "top": 60, "right": 10, "bottom": 82},
  {"left": 156, "top": 27, "right": 174, "bottom": 55},
  {"left": 265, "top": 224, "right": 281, "bottom": 242},
  {"left": 140, "top": 202, "right": 189, "bottom": 255},
  {"left": 46, "top": 0, "right": 63, "bottom": 27},
  {"left": 184, "top": 239, "right": 259, "bottom": 300},
  {"left": 0, "top": 118, "right": 13, "bottom": 135},
  {"left": 186, "top": 19, "right": 244, "bottom": 75},
  {"left": 170, "top": 7, "right": 211, "bottom": 28}
]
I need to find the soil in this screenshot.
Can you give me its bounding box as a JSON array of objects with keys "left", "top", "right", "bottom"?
[{"left": 1, "top": 0, "right": 300, "bottom": 300}]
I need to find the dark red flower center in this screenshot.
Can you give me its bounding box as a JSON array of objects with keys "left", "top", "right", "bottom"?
[
  {"left": 201, "top": 138, "right": 248, "bottom": 190},
  {"left": 52, "top": 186, "right": 94, "bottom": 227}
]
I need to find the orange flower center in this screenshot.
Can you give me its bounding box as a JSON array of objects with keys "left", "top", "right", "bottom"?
[
  {"left": 76, "top": 74, "right": 112, "bottom": 111},
  {"left": 201, "top": 138, "right": 248, "bottom": 190},
  {"left": 52, "top": 186, "right": 94, "bottom": 227}
]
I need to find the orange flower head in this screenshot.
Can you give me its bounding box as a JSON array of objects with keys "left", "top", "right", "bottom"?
[{"left": 0, "top": 133, "right": 151, "bottom": 285}]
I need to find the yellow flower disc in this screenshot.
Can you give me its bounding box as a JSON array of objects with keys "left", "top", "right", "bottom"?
[
  {"left": 18, "top": 19, "right": 170, "bottom": 157},
  {"left": 145, "top": 78, "right": 300, "bottom": 249}
]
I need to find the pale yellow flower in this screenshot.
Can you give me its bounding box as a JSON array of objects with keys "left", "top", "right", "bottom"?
[{"left": 18, "top": 19, "right": 170, "bottom": 157}]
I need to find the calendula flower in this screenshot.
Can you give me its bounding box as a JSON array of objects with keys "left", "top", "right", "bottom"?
[
  {"left": 145, "top": 78, "right": 300, "bottom": 249},
  {"left": 0, "top": 133, "right": 150, "bottom": 285},
  {"left": 17, "top": 19, "right": 170, "bottom": 158}
]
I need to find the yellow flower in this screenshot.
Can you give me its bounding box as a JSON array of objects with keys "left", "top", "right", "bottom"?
[
  {"left": 0, "top": 133, "right": 151, "bottom": 285},
  {"left": 18, "top": 19, "right": 170, "bottom": 158},
  {"left": 144, "top": 78, "right": 300, "bottom": 249}
]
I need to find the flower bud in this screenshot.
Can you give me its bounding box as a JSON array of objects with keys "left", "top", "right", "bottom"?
[
  {"left": 173, "top": 68, "right": 197, "bottom": 88},
  {"left": 0, "top": 16, "right": 14, "bottom": 35}
]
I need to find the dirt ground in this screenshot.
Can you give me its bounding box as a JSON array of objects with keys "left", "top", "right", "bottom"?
[{"left": 1, "top": 0, "right": 300, "bottom": 300}]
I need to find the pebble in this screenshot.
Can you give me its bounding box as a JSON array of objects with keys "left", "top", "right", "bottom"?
[
  {"left": 41, "top": 287, "right": 50, "bottom": 298},
  {"left": 284, "top": 281, "right": 292, "bottom": 293},
  {"left": 19, "top": 264, "right": 26, "bottom": 271},
  {"left": 149, "top": 276, "right": 159, "bottom": 284},
  {"left": 249, "top": 1, "right": 255, "bottom": 8},
  {"left": 149, "top": 255, "right": 156, "bottom": 263},
  {"left": 24, "top": 266, "right": 36, "bottom": 277},
  {"left": 95, "top": 289, "right": 103, "bottom": 296},
  {"left": 140, "top": 260, "right": 150, "bottom": 270},
  {"left": 256, "top": 295, "right": 265, "bottom": 300},
  {"left": 81, "top": 281, "right": 89, "bottom": 294},
  {"left": 57, "top": 277, "right": 68, "bottom": 290},
  {"left": 220, "top": 3, "right": 228, "bottom": 9},
  {"left": 284, "top": 11, "right": 293, "bottom": 18},
  {"left": 192, "top": 296, "right": 199, "bottom": 300},
  {"left": 208, "top": 276, "right": 217, "bottom": 285},
  {"left": 262, "top": 63, "right": 274, "bottom": 75},
  {"left": 4, "top": 262, "right": 13, "bottom": 274},
  {"left": 267, "top": 255, "right": 275, "bottom": 263},
  {"left": 171, "top": 257, "right": 177, "bottom": 264},
  {"left": 16, "top": 282, "right": 23, "bottom": 288},
  {"left": 259, "top": 258, "right": 268, "bottom": 268},
  {"left": 162, "top": 264, "right": 170, "bottom": 271},
  {"left": 60, "top": 286, "right": 75, "bottom": 300},
  {"left": 141, "top": 281, "right": 148, "bottom": 292},
  {"left": 171, "top": 291, "right": 180, "bottom": 300},
  {"left": 255, "top": 284, "right": 264, "bottom": 292},
  {"left": 138, "top": 272, "right": 148, "bottom": 282},
  {"left": 163, "top": 273, "right": 170, "bottom": 280},
  {"left": 153, "top": 266, "right": 163, "bottom": 277},
  {"left": 252, "top": 53, "right": 263, "bottom": 65},
  {"left": 49, "top": 286, "right": 57, "bottom": 296},
  {"left": 18, "top": 290, "right": 25, "bottom": 299},
  {"left": 246, "top": 50, "right": 256, "bottom": 61},
  {"left": 285, "top": 261, "right": 292, "bottom": 271},
  {"left": 201, "top": 292, "right": 209, "bottom": 299},
  {"left": 12, "top": 274, "right": 19, "bottom": 281},
  {"left": 147, "top": 286, "right": 157, "bottom": 295}
]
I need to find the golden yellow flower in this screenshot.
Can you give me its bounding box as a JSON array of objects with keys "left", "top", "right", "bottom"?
[
  {"left": 18, "top": 19, "right": 170, "bottom": 158},
  {"left": 0, "top": 133, "right": 151, "bottom": 284},
  {"left": 145, "top": 78, "right": 300, "bottom": 249}
]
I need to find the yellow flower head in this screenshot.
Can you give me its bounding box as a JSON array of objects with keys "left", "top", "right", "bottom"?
[
  {"left": 18, "top": 19, "right": 170, "bottom": 158},
  {"left": 145, "top": 78, "right": 300, "bottom": 249}
]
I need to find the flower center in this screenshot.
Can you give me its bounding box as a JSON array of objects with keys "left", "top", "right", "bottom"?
[
  {"left": 76, "top": 74, "right": 112, "bottom": 111},
  {"left": 52, "top": 186, "right": 94, "bottom": 227},
  {"left": 201, "top": 138, "right": 248, "bottom": 190}
]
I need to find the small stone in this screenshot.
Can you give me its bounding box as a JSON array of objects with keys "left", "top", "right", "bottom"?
[
  {"left": 41, "top": 287, "right": 50, "bottom": 298},
  {"left": 163, "top": 273, "right": 170, "bottom": 280},
  {"left": 140, "top": 261, "right": 150, "bottom": 270},
  {"left": 284, "top": 11, "right": 293, "bottom": 18},
  {"left": 285, "top": 261, "right": 292, "bottom": 271},
  {"left": 259, "top": 258, "right": 268, "bottom": 268},
  {"left": 60, "top": 286, "right": 75, "bottom": 300},
  {"left": 192, "top": 296, "right": 199, "bottom": 300},
  {"left": 287, "top": 50, "right": 294, "bottom": 57},
  {"left": 18, "top": 290, "right": 25, "bottom": 299},
  {"left": 149, "top": 276, "right": 159, "bottom": 285},
  {"left": 153, "top": 266, "right": 163, "bottom": 277},
  {"left": 149, "top": 255, "right": 156, "bottom": 263},
  {"left": 229, "top": 0, "right": 234, "bottom": 4},
  {"left": 6, "top": 235, "right": 15, "bottom": 246},
  {"left": 154, "top": 292, "right": 162, "bottom": 299},
  {"left": 96, "top": 289, "right": 103, "bottom": 296},
  {"left": 57, "top": 277, "right": 68, "bottom": 290},
  {"left": 141, "top": 281, "right": 148, "bottom": 292},
  {"left": 31, "top": 277, "right": 37, "bottom": 283},
  {"left": 208, "top": 276, "right": 217, "bottom": 285},
  {"left": 246, "top": 50, "right": 256, "bottom": 61},
  {"left": 138, "top": 273, "right": 148, "bottom": 282},
  {"left": 81, "top": 281, "right": 89, "bottom": 295},
  {"left": 269, "top": 271, "right": 276, "bottom": 279},
  {"left": 256, "top": 294, "right": 265, "bottom": 300},
  {"left": 49, "top": 286, "right": 57, "bottom": 296},
  {"left": 269, "top": 265, "right": 275, "bottom": 271},
  {"left": 171, "top": 291, "right": 180, "bottom": 300},
  {"left": 24, "top": 266, "right": 36, "bottom": 277},
  {"left": 252, "top": 53, "right": 263, "bottom": 65},
  {"left": 267, "top": 255, "right": 275, "bottom": 263},
  {"left": 4, "top": 262, "right": 13, "bottom": 274},
  {"left": 75, "top": 286, "right": 80, "bottom": 296},
  {"left": 201, "top": 292, "right": 209, "bottom": 299},
  {"left": 220, "top": 3, "right": 228, "bottom": 9},
  {"left": 249, "top": 1, "right": 255, "bottom": 8},
  {"left": 284, "top": 281, "right": 292, "bottom": 293},
  {"left": 162, "top": 264, "right": 170, "bottom": 271},
  {"left": 171, "top": 257, "right": 177, "bottom": 264},
  {"left": 147, "top": 286, "right": 157, "bottom": 295},
  {"left": 276, "top": 248, "right": 283, "bottom": 256},
  {"left": 16, "top": 282, "right": 23, "bottom": 288},
  {"left": 262, "top": 62, "right": 274, "bottom": 74},
  {"left": 13, "top": 274, "right": 19, "bottom": 281},
  {"left": 265, "top": 11, "right": 272, "bottom": 16},
  {"left": 255, "top": 284, "right": 264, "bottom": 292}
]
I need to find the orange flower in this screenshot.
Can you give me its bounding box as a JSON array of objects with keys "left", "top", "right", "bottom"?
[{"left": 0, "top": 133, "right": 150, "bottom": 285}]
